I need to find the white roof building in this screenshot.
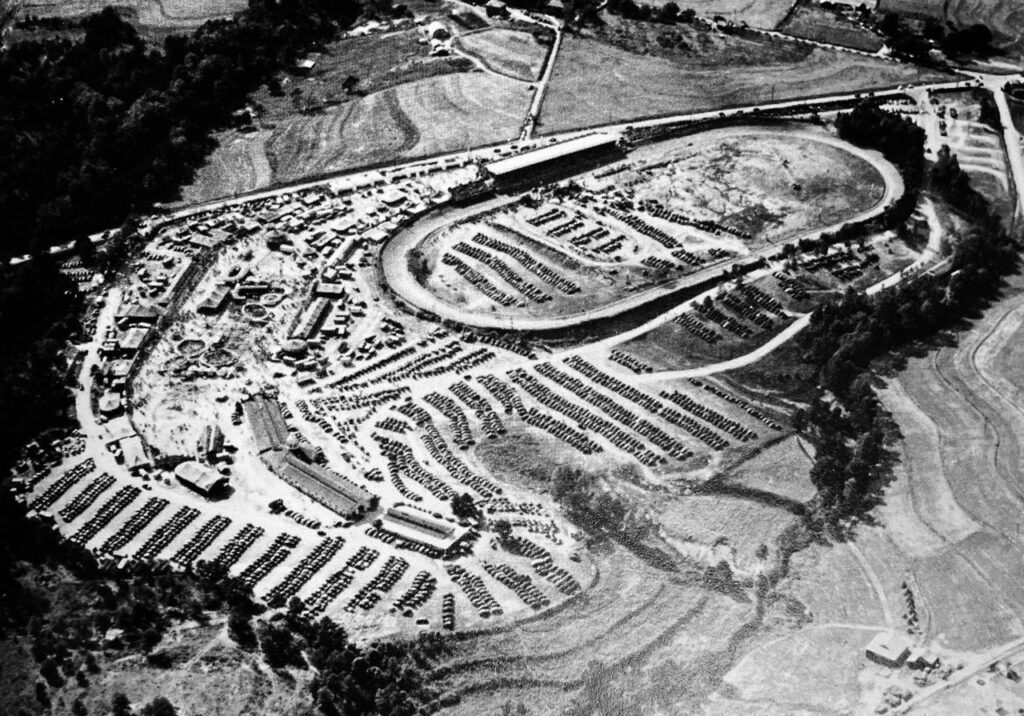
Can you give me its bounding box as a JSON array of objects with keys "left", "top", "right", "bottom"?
[{"left": 485, "top": 133, "right": 621, "bottom": 178}]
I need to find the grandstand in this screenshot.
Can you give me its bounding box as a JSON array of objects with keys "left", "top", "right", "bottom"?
[{"left": 483, "top": 134, "right": 624, "bottom": 191}]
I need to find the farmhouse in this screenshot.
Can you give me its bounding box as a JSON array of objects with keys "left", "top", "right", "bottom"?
[
  {"left": 865, "top": 632, "right": 912, "bottom": 668},
  {"left": 484, "top": 133, "right": 624, "bottom": 190},
  {"left": 484, "top": 0, "right": 508, "bottom": 18},
  {"left": 174, "top": 461, "right": 230, "bottom": 497}
]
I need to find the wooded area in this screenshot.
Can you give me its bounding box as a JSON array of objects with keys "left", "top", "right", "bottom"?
[
  {"left": 797, "top": 104, "right": 1019, "bottom": 523},
  {"left": 0, "top": 0, "right": 370, "bottom": 259}
]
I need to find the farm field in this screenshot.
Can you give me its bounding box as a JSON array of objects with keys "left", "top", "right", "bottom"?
[
  {"left": 777, "top": 1, "right": 885, "bottom": 53},
  {"left": 267, "top": 72, "right": 530, "bottom": 182},
  {"left": 454, "top": 28, "right": 550, "bottom": 81},
  {"left": 538, "top": 32, "right": 950, "bottom": 134},
  {"left": 183, "top": 72, "right": 530, "bottom": 202},
  {"left": 735, "top": 274, "right": 1024, "bottom": 711}
]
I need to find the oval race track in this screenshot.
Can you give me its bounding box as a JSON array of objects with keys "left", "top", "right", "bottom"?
[{"left": 379, "top": 125, "right": 905, "bottom": 332}]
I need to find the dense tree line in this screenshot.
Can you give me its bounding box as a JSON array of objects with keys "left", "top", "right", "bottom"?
[
  {"left": 0, "top": 0, "right": 378, "bottom": 257},
  {"left": 604, "top": 0, "right": 696, "bottom": 24},
  {"left": 256, "top": 610, "right": 452, "bottom": 715},
  {"left": 835, "top": 102, "right": 925, "bottom": 229},
  {"left": 878, "top": 11, "right": 992, "bottom": 63},
  {"left": 0, "top": 259, "right": 82, "bottom": 470},
  {"left": 796, "top": 107, "right": 1018, "bottom": 521}
]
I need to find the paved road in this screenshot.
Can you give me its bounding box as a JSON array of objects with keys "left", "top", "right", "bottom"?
[
  {"left": 380, "top": 126, "right": 904, "bottom": 332},
  {"left": 896, "top": 636, "right": 1024, "bottom": 714},
  {"left": 7, "top": 75, "right": 983, "bottom": 268}
]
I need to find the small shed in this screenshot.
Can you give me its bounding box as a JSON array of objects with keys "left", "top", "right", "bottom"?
[
  {"left": 426, "top": 21, "right": 451, "bottom": 40},
  {"left": 175, "top": 461, "right": 230, "bottom": 497}
]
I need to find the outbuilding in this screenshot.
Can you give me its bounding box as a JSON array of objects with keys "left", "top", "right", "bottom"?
[
  {"left": 175, "top": 460, "right": 230, "bottom": 497},
  {"left": 425, "top": 21, "right": 451, "bottom": 40}
]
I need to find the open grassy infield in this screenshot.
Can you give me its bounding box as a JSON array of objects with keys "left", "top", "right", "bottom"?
[{"left": 14, "top": 0, "right": 247, "bottom": 28}]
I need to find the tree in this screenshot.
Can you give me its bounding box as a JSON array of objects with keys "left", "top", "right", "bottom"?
[
  {"left": 228, "top": 609, "right": 257, "bottom": 650},
  {"left": 493, "top": 519, "right": 513, "bottom": 542},
  {"left": 140, "top": 697, "right": 177, "bottom": 716},
  {"left": 111, "top": 693, "right": 132, "bottom": 716},
  {"left": 655, "top": 1, "right": 678, "bottom": 24},
  {"left": 451, "top": 492, "right": 478, "bottom": 520},
  {"left": 879, "top": 12, "right": 900, "bottom": 37}
]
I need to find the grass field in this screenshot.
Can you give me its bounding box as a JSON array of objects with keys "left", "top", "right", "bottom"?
[
  {"left": 778, "top": 2, "right": 885, "bottom": 52},
  {"left": 720, "top": 433, "right": 813, "bottom": 503},
  {"left": 645, "top": 0, "right": 794, "bottom": 29},
  {"left": 720, "top": 626, "right": 879, "bottom": 713},
  {"left": 538, "top": 29, "right": 949, "bottom": 134},
  {"left": 267, "top": 72, "right": 530, "bottom": 182},
  {"left": 454, "top": 28, "right": 550, "bottom": 81},
  {"left": 180, "top": 130, "right": 272, "bottom": 204},
  {"left": 620, "top": 310, "right": 794, "bottom": 373},
  {"left": 14, "top": 0, "right": 246, "bottom": 27}
]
